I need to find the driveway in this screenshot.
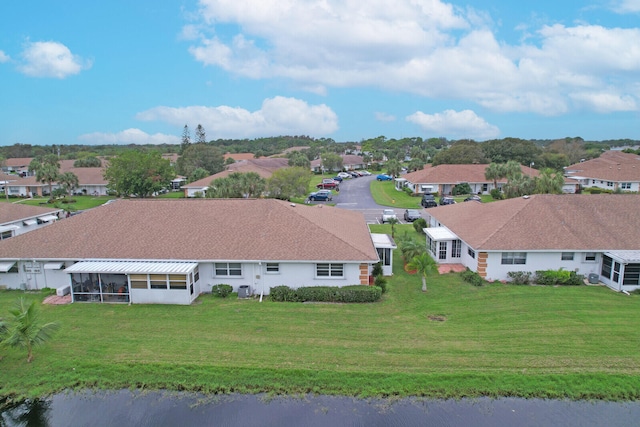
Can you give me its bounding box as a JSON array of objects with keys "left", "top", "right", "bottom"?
[{"left": 326, "top": 175, "right": 420, "bottom": 225}]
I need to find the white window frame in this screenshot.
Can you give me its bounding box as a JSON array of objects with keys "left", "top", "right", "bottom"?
[
  {"left": 214, "top": 262, "right": 243, "bottom": 277},
  {"left": 561, "top": 252, "right": 574, "bottom": 261},
  {"left": 584, "top": 252, "right": 597, "bottom": 262},
  {"left": 316, "top": 263, "right": 344, "bottom": 278},
  {"left": 265, "top": 263, "right": 280, "bottom": 274},
  {"left": 501, "top": 252, "right": 527, "bottom": 265}
]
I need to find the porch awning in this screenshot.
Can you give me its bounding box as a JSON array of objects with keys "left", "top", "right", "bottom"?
[
  {"left": 65, "top": 261, "right": 199, "bottom": 275},
  {"left": 44, "top": 262, "right": 65, "bottom": 270},
  {"left": 425, "top": 227, "right": 458, "bottom": 241},
  {"left": 0, "top": 262, "right": 16, "bottom": 273},
  {"left": 370, "top": 233, "right": 397, "bottom": 249},
  {"left": 38, "top": 214, "right": 58, "bottom": 222},
  {"left": 605, "top": 251, "right": 640, "bottom": 263},
  {"left": 0, "top": 225, "right": 20, "bottom": 233},
  {"left": 23, "top": 219, "right": 37, "bottom": 226}
]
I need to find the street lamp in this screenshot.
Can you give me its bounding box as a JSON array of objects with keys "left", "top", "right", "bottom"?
[{"left": 529, "top": 161, "right": 534, "bottom": 177}]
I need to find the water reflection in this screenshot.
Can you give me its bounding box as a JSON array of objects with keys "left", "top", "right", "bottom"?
[{"left": 2, "top": 391, "right": 640, "bottom": 427}]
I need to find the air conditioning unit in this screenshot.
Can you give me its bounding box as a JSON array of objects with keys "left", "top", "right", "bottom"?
[{"left": 588, "top": 273, "right": 599, "bottom": 284}]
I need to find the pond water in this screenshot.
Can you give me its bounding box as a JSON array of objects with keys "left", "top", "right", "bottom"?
[{"left": 2, "top": 391, "right": 639, "bottom": 427}]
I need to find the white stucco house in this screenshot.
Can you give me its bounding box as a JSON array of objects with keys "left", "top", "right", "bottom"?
[
  {"left": 564, "top": 151, "right": 640, "bottom": 192},
  {"left": 422, "top": 194, "right": 640, "bottom": 293},
  {"left": 0, "top": 203, "right": 63, "bottom": 242},
  {"left": 0, "top": 199, "right": 381, "bottom": 304},
  {"left": 310, "top": 155, "right": 365, "bottom": 173}
]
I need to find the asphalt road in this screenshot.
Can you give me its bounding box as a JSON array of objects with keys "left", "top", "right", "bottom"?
[{"left": 313, "top": 175, "right": 421, "bottom": 225}]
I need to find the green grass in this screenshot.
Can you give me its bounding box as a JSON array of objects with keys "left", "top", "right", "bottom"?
[
  {"left": 14, "top": 195, "right": 114, "bottom": 210},
  {"left": 370, "top": 181, "right": 421, "bottom": 208},
  {"left": 1, "top": 228, "right": 639, "bottom": 402}
]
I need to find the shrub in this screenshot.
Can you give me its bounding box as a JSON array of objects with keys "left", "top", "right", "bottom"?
[
  {"left": 296, "top": 286, "right": 336, "bottom": 302},
  {"left": 211, "top": 284, "right": 233, "bottom": 298},
  {"left": 490, "top": 188, "right": 504, "bottom": 200},
  {"left": 534, "top": 269, "right": 584, "bottom": 286},
  {"left": 460, "top": 269, "right": 484, "bottom": 286},
  {"left": 403, "top": 186, "right": 413, "bottom": 195},
  {"left": 269, "top": 286, "right": 299, "bottom": 302},
  {"left": 507, "top": 271, "right": 533, "bottom": 285},
  {"left": 371, "top": 262, "right": 383, "bottom": 278},
  {"left": 374, "top": 275, "right": 387, "bottom": 294},
  {"left": 337, "top": 285, "right": 382, "bottom": 303},
  {"left": 413, "top": 218, "right": 427, "bottom": 234},
  {"left": 452, "top": 182, "right": 472, "bottom": 196}
]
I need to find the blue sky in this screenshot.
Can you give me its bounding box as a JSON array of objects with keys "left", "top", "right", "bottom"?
[{"left": 1, "top": 0, "right": 639, "bottom": 146}]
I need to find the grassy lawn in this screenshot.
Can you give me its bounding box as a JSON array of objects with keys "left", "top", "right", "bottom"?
[
  {"left": 11, "top": 195, "right": 113, "bottom": 210},
  {"left": 370, "top": 181, "right": 421, "bottom": 208},
  {"left": 1, "top": 225, "right": 639, "bottom": 401}
]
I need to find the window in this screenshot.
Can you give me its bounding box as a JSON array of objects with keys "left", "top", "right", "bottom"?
[
  {"left": 150, "top": 274, "right": 167, "bottom": 289},
  {"left": 0, "top": 231, "right": 13, "bottom": 240},
  {"left": 584, "top": 252, "right": 596, "bottom": 262},
  {"left": 215, "top": 262, "right": 242, "bottom": 277},
  {"left": 501, "top": 252, "right": 526, "bottom": 265},
  {"left": 193, "top": 267, "right": 199, "bottom": 283},
  {"left": 451, "top": 240, "right": 461, "bottom": 258},
  {"left": 621, "top": 182, "right": 632, "bottom": 189},
  {"left": 316, "top": 263, "right": 344, "bottom": 277},
  {"left": 266, "top": 263, "right": 280, "bottom": 273},
  {"left": 623, "top": 264, "right": 640, "bottom": 286},
  {"left": 169, "top": 274, "right": 187, "bottom": 290},
  {"left": 561, "top": 252, "right": 574, "bottom": 261},
  {"left": 439, "top": 242, "right": 447, "bottom": 260},
  {"left": 601, "top": 256, "right": 612, "bottom": 279},
  {"left": 607, "top": 181, "right": 613, "bottom": 187},
  {"left": 468, "top": 248, "right": 476, "bottom": 259},
  {"left": 129, "top": 274, "right": 148, "bottom": 289},
  {"left": 376, "top": 248, "right": 391, "bottom": 266}
]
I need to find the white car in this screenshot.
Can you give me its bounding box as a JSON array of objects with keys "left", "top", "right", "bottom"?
[
  {"left": 337, "top": 172, "right": 351, "bottom": 179},
  {"left": 360, "top": 170, "right": 372, "bottom": 176},
  {"left": 381, "top": 209, "right": 397, "bottom": 223}
]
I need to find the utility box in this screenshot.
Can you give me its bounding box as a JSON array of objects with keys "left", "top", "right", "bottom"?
[
  {"left": 588, "top": 273, "right": 599, "bottom": 284},
  {"left": 56, "top": 285, "right": 71, "bottom": 296},
  {"left": 238, "top": 285, "right": 251, "bottom": 298}
]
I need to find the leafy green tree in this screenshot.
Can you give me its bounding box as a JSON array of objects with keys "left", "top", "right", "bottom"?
[
  {"left": 287, "top": 151, "right": 311, "bottom": 169},
  {"left": 58, "top": 171, "right": 79, "bottom": 197},
  {"left": 239, "top": 172, "right": 266, "bottom": 198},
  {"left": 321, "top": 152, "right": 343, "bottom": 172},
  {"left": 385, "top": 159, "right": 402, "bottom": 178},
  {"left": 207, "top": 172, "right": 266, "bottom": 198},
  {"left": 224, "top": 157, "right": 236, "bottom": 166},
  {"left": 104, "top": 151, "right": 175, "bottom": 198},
  {"left": 534, "top": 168, "right": 564, "bottom": 194},
  {"left": 481, "top": 137, "right": 541, "bottom": 165},
  {"left": 502, "top": 173, "right": 535, "bottom": 198},
  {"left": 452, "top": 182, "right": 472, "bottom": 195},
  {"left": 188, "top": 167, "right": 210, "bottom": 182},
  {"left": 4, "top": 298, "right": 60, "bottom": 363},
  {"left": 267, "top": 167, "right": 313, "bottom": 200},
  {"left": 206, "top": 176, "right": 239, "bottom": 198},
  {"left": 407, "top": 158, "right": 424, "bottom": 172},
  {"left": 73, "top": 156, "right": 102, "bottom": 167},
  {"left": 180, "top": 124, "right": 191, "bottom": 154},
  {"left": 176, "top": 143, "right": 224, "bottom": 177},
  {"left": 29, "top": 154, "right": 60, "bottom": 198},
  {"left": 407, "top": 253, "right": 437, "bottom": 292},
  {"left": 432, "top": 140, "right": 487, "bottom": 166}
]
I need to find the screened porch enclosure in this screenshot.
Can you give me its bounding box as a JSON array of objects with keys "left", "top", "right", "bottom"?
[{"left": 71, "top": 272, "right": 130, "bottom": 303}]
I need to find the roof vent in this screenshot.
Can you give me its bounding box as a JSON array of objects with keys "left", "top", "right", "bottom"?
[
  {"left": 522, "top": 195, "right": 530, "bottom": 199},
  {"left": 290, "top": 203, "right": 296, "bottom": 207}
]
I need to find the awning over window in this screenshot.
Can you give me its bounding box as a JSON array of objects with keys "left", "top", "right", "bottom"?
[
  {"left": 38, "top": 215, "right": 58, "bottom": 222},
  {"left": 23, "top": 219, "right": 37, "bottom": 226},
  {"left": 44, "top": 262, "right": 65, "bottom": 270},
  {"left": 425, "top": 227, "right": 458, "bottom": 241},
  {"left": 65, "top": 261, "right": 199, "bottom": 275},
  {"left": 605, "top": 251, "right": 640, "bottom": 263},
  {"left": 0, "top": 225, "right": 20, "bottom": 233},
  {"left": 370, "top": 233, "right": 397, "bottom": 249},
  {"left": 0, "top": 262, "right": 16, "bottom": 273}
]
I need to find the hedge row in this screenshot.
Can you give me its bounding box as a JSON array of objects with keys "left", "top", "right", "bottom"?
[
  {"left": 507, "top": 270, "right": 584, "bottom": 286},
  {"left": 269, "top": 285, "right": 382, "bottom": 303}
]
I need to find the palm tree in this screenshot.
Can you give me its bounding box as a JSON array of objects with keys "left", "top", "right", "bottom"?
[
  {"left": 58, "top": 171, "right": 79, "bottom": 197},
  {"left": 239, "top": 172, "right": 266, "bottom": 198},
  {"left": 29, "top": 154, "right": 60, "bottom": 199},
  {"left": 534, "top": 168, "right": 564, "bottom": 194},
  {"left": 4, "top": 298, "right": 60, "bottom": 363},
  {"left": 484, "top": 162, "right": 504, "bottom": 190},
  {"left": 399, "top": 239, "right": 426, "bottom": 263},
  {"left": 407, "top": 253, "right": 437, "bottom": 292},
  {"left": 386, "top": 159, "right": 402, "bottom": 178},
  {"left": 387, "top": 217, "right": 399, "bottom": 238}
]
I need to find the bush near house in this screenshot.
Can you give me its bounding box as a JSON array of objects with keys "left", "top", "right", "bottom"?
[
  {"left": 460, "top": 269, "right": 484, "bottom": 286},
  {"left": 413, "top": 218, "right": 427, "bottom": 234},
  {"left": 534, "top": 270, "right": 584, "bottom": 286},
  {"left": 507, "top": 271, "right": 533, "bottom": 285},
  {"left": 211, "top": 284, "right": 233, "bottom": 298},
  {"left": 269, "top": 285, "right": 382, "bottom": 303},
  {"left": 490, "top": 188, "right": 504, "bottom": 200}
]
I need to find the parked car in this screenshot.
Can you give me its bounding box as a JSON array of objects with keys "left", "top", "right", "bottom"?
[
  {"left": 420, "top": 193, "right": 437, "bottom": 208},
  {"left": 308, "top": 190, "right": 333, "bottom": 201},
  {"left": 403, "top": 209, "right": 421, "bottom": 222},
  {"left": 317, "top": 179, "right": 339, "bottom": 189},
  {"left": 337, "top": 172, "right": 351, "bottom": 179},
  {"left": 381, "top": 209, "right": 397, "bottom": 223},
  {"left": 464, "top": 195, "right": 482, "bottom": 202},
  {"left": 360, "top": 170, "right": 372, "bottom": 176},
  {"left": 349, "top": 171, "right": 359, "bottom": 178},
  {"left": 332, "top": 176, "right": 343, "bottom": 182},
  {"left": 439, "top": 196, "right": 456, "bottom": 205},
  {"left": 376, "top": 174, "right": 393, "bottom": 181}
]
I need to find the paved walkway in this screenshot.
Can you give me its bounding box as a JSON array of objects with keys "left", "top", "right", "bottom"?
[
  {"left": 437, "top": 264, "right": 467, "bottom": 274},
  {"left": 43, "top": 294, "right": 72, "bottom": 305}
]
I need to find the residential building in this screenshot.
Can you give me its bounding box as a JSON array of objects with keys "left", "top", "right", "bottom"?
[
  {"left": 422, "top": 194, "right": 640, "bottom": 292},
  {"left": 310, "top": 155, "right": 365, "bottom": 173},
  {"left": 564, "top": 151, "right": 640, "bottom": 192},
  {"left": 0, "top": 203, "right": 63, "bottom": 241}
]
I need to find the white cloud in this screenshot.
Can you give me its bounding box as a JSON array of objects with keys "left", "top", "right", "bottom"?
[
  {"left": 0, "top": 50, "right": 9, "bottom": 63},
  {"left": 406, "top": 109, "right": 500, "bottom": 140},
  {"left": 18, "top": 41, "right": 91, "bottom": 78},
  {"left": 611, "top": 0, "right": 640, "bottom": 13},
  {"left": 185, "top": 0, "right": 640, "bottom": 115},
  {"left": 136, "top": 96, "right": 338, "bottom": 138},
  {"left": 78, "top": 129, "right": 179, "bottom": 145},
  {"left": 570, "top": 91, "right": 637, "bottom": 112},
  {"left": 375, "top": 112, "right": 396, "bottom": 122}
]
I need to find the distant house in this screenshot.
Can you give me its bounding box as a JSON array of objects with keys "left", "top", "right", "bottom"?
[
  {"left": 0, "top": 203, "right": 63, "bottom": 242},
  {"left": 564, "top": 151, "right": 640, "bottom": 192},
  {"left": 0, "top": 199, "right": 380, "bottom": 303},
  {"left": 182, "top": 158, "right": 289, "bottom": 197},
  {"left": 224, "top": 152, "right": 260, "bottom": 162},
  {"left": 422, "top": 194, "right": 640, "bottom": 292},
  {"left": 310, "top": 155, "right": 365, "bottom": 173}
]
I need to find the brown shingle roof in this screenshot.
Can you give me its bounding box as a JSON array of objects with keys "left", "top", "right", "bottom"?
[
  {"left": 0, "top": 203, "right": 62, "bottom": 225},
  {"left": 224, "top": 152, "right": 259, "bottom": 161},
  {"left": 183, "top": 158, "right": 289, "bottom": 188},
  {"left": 427, "top": 194, "right": 640, "bottom": 251},
  {"left": 0, "top": 199, "right": 378, "bottom": 262},
  {"left": 403, "top": 164, "right": 539, "bottom": 184},
  {"left": 565, "top": 151, "right": 640, "bottom": 182}
]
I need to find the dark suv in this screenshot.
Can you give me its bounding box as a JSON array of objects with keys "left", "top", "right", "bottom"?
[
  {"left": 420, "top": 193, "right": 437, "bottom": 208},
  {"left": 439, "top": 196, "right": 456, "bottom": 206}
]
